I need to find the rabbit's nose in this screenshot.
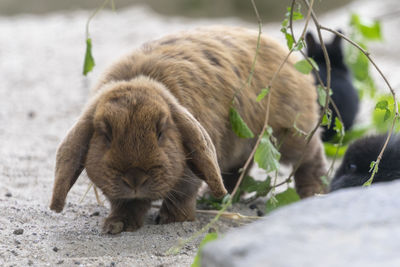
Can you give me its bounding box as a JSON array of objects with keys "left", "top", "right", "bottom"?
[{"left": 123, "top": 167, "right": 147, "bottom": 188}]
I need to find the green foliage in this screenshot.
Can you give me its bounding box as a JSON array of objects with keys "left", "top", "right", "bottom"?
[
  {"left": 229, "top": 107, "right": 255, "bottom": 138},
  {"left": 317, "top": 85, "right": 332, "bottom": 107},
  {"left": 320, "top": 175, "right": 329, "bottom": 187},
  {"left": 254, "top": 127, "right": 281, "bottom": 173},
  {"left": 294, "top": 59, "right": 314, "bottom": 74},
  {"left": 375, "top": 100, "right": 391, "bottom": 121},
  {"left": 191, "top": 232, "right": 218, "bottom": 267},
  {"left": 256, "top": 88, "right": 270, "bottom": 102},
  {"left": 324, "top": 143, "right": 348, "bottom": 158},
  {"left": 372, "top": 95, "right": 400, "bottom": 133},
  {"left": 240, "top": 176, "right": 272, "bottom": 197},
  {"left": 83, "top": 38, "right": 95, "bottom": 75},
  {"left": 350, "top": 14, "right": 382, "bottom": 41},
  {"left": 265, "top": 188, "right": 300, "bottom": 213},
  {"left": 198, "top": 175, "right": 271, "bottom": 208},
  {"left": 334, "top": 118, "right": 345, "bottom": 136},
  {"left": 321, "top": 111, "right": 332, "bottom": 128},
  {"left": 346, "top": 13, "right": 382, "bottom": 97},
  {"left": 197, "top": 195, "right": 223, "bottom": 210},
  {"left": 281, "top": 6, "right": 303, "bottom": 50}
]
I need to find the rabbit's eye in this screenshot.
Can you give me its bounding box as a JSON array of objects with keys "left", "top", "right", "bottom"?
[
  {"left": 157, "top": 131, "right": 163, "bottom": 141},
  {"left": 104, "top": 132, "right": 112, "bottom": 143},
  {"left": 347, "top": 163, "right": 357, "bottom": 173}
]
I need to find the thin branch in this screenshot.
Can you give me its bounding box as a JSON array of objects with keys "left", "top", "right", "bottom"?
[
  {"left": 85, "top": 0, "right": 110, "bottom": 38},
  {"left": 232, "top": 0, "right": 263, "bottom": 103},
  {"left": 230, "top": 0, "right": 264, "bottom": 198}
]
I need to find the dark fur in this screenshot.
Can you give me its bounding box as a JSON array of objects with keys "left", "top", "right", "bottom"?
[
  {"left": 306, "top": 32, "right": 359, "bottom": 141},
  {"left": 330, "top": 134, "right": 400, "bottom": 191}
]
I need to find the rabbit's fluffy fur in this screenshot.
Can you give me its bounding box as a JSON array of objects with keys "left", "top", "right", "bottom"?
[
  {"left": 331, "top": 134, "right": 400, "bottom": 191},
  {"left": 50, "top": 26, "right": 327, "bottom": 234},
  {"left": 306, "top": 32, "right": 359, "bottom": 141}
]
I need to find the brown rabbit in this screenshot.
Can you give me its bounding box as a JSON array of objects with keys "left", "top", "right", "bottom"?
[{"left": 50, "top": 26, "right": 327, "bottom": 234}]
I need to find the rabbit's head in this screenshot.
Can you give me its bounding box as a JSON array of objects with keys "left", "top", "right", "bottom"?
[
  {"left": 305, "top": 31, "right": 346, "bottom": 70},
  {"left": 50, "top": 76, "right": 227, "bottom": 212}
]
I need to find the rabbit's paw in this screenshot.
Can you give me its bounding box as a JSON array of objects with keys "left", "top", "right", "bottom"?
[{"left": 103, "top": 215, "right": 143, "bottom": 234}]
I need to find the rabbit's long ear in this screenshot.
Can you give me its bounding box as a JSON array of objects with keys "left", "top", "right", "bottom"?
[
  {"left": 50, "top": 103, "right": 96, "bottom": 212},
  {"left": 156, "top": 86, "right": 227, "bottom": 198},
  {"left": 171, "top": 103, "right": 227, "bottom": 198},
  {"left": 332, "top": 29, "right": 343, "bottom": 47},
  {"left": 305, "top": 32, "right": 317, "bottom": 56}
]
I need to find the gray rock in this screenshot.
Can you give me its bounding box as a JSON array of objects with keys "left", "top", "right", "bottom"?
[{"left": 201, "top": 180, "right": 400, "bottom": 267}]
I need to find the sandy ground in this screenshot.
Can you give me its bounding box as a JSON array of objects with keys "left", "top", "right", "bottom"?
[{"left": 1, "top": 1, "right": 399, "bottom": 266}]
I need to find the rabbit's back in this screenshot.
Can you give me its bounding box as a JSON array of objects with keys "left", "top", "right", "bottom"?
[{"left": 98, "top": 26, "right": 319, "bottom": 170}]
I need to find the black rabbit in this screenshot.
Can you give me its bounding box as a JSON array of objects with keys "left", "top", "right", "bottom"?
[
  {"left": 330, "top": 134, "right": 400, "bottom": 191},
  {"left": 306, "top": 32, "right": 359, "bottom": 141}
]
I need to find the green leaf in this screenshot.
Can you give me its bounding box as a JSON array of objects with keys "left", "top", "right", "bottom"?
[
  {"left": 254, "top": 128, "right": 281, "bottom": 173},
  {"left": 384, "top": 109, "right": 391, "bottom": 121},
  {"left": 292, "top": 11, "right": 304, "bottom": 21},
  {"left": 317, "top": 85, "right": 327, "bottom": 107},
  {"left": 308, "top": 57, "right": 319, "bottom": 71},
  {"left": 321, "top": 113, "right": 332, "bottom": 127},
  {"left": 375, "top": 100, "right": 388, "bottom": 110},
  {"left": 240, "top": 175, "right": 259, "bottom": 193},
  {"left": 369, "top": 161, "right": 376, "bottom": 172},
  {"left": 222, "top": 194, "right": 231, "bottom": 205},
  {"left": 320, "top": 175, "right": 329, "bottom": 186},
  {"left": 256, "top": 88, "right": 270, "bottom": 102},
  {"left": 294, "top": 59, "right": 313, "bottom": 74},
  {"left": 281, "top": 18, "right": 288, "bottom": 28},
  {"left": 239, "top": 176, "right": 272, "bottom": 197},
  {"left": 294, "top": 40, "right": 305, "bottom": 51},
  {"left": 255, "top": 177, "right": 272, "bottom": 197},
  {"left": 363, "top": 177, "right": 373, "bottom": 186},
  {"left": 372, "top": 95, "right": 400, "bottom": 133},
  {"left": 265, "top": 188, "right": 300, "bottom": 213},
  {"left": 351, "top": 14, "right": 382, "bottom": 41},
  {"left": 286, "top": 7, "right": 304, "bottom": 21},
  {"left": 285, "top": 33, "right": 294, "bottom": 50},
  {"left": 197, "top": 196, "right": 222, "bottom": 210},
  {"left": 191, "top": 233, "right": 218, "bottom": 267},
  {"left": 83, "top": 38, "right": 95, "bottom": 76},
  {"left": 229, "top": 107, "right": 254, "bottom": 138},
  {"left": 324, "top": 143, "right": 348, "bottom": 158},
  {"left": 334, "top": 118, "right": 344, "bottom": 136}
]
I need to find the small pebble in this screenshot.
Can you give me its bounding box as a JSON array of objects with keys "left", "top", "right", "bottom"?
[
  {"left": 5, "top": 192, "right": 12, "bottom": 197},
  {"left": 90, "top": 211, "right": 100, "bottom": 217},
  {"left": 11, "top": 250, "right": 18, "bottom": 256},
  {"left": 74, "top": 261, "right": 80, "bottom": 265},
  {"left": 13, "top": 229, "right": 24, "bottom": 235},
  {"left": 257, "top": 210, "right": 264, "bottom": 217},
  {"left": 109, "top": 262, "right": 116, "bottom": 267},
  {"left": 56, "top": 260, "right": 64, "bottom": 265},
  {"left": 53, "top": 247, "right": 59, "bottom": 252},
  {"left": 27, "top": 111, "right": 36, "bottom": 119},
  {"left": 249, "top": 204, "right": 257, "bottom": 209},
  {"left": 28, "top": 260, "right": 33, "bottom": 266},
  {"left": 208, "top": 227, "right": 217, "bottom": 233}
]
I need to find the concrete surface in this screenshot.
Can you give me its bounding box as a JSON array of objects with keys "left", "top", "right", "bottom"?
[{"left": 202, "top": 180, "right": 400, "bottom": 267}]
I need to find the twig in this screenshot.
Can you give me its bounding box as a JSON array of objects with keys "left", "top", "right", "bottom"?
[
  {"left": 85, "top": 0, "right": 111, "bottom": 39},
  {"left": 230, "top": 0, "right": 264, "bottom": 198},
  {"left": 232, "top": 0, "right": 263, "bottom": 103},
  {"left": 151, "top": 204, "right": 260, "bottom": 221}
]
